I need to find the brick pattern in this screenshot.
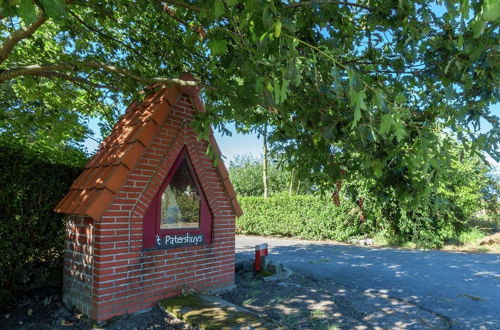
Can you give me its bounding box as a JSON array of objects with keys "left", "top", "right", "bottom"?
[
  {"left": 63, "top": 94, "right": 236, "bottom": 321},
  {"left": 63, "top": 215, "right": 94, "bottom": 316}
]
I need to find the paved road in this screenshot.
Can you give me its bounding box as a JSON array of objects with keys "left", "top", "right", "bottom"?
[{"left": 236, "top": 235, "right": 500, "bottom": 329}]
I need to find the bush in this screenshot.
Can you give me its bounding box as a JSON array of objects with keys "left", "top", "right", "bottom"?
[
  {"left": 337, "top": 145, "right": 496, "bottom": 248},
  {"left": 237, "top": 194, "right": 364, "bottom": 241},
  {"left": 0, "top": 138, "right": 85, "bottom": 309}
]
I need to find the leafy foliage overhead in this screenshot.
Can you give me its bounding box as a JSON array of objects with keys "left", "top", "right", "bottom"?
[{"left": 0, "top": 0, "right": 498, "bottom": 202}]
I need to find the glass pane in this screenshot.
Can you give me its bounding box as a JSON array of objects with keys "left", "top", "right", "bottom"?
[{"left": 160, "top": 159, "right": 200, "bottom": 229}]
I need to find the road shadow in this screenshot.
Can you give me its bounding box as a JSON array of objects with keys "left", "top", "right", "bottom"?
[{"left": 235, "top": 237, "right": 500, "bottom": 329}]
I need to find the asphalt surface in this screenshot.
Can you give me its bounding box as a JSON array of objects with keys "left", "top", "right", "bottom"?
[{"left": 235, "top": 235, "right": 500, "bottom": 329}]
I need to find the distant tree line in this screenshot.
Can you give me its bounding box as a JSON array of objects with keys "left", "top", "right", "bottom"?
[{"left": 230, "top": 149, "right": 499, "bottom": 247}]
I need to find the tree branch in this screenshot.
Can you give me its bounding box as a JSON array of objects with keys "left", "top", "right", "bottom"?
[
  {"left": 0, "top": 11, "right": 47, "bottom": 65},
  {"left": 284, "top": 1, "right": 373, "bottom": 11},
  {"left": 157, "top": 1, "right": 206, "bottom": 39},
  {"left": 28, "top": 71, "right": 119, "bottom": 91},
  {"left": 0, "top": 61, "right": 200, "bottom": 86},
  {"left": 163, "top": 0, "right": 201, "bottom": 12},
  {"left": 68, "top": 10, "right": 155, "bottom": 65}
]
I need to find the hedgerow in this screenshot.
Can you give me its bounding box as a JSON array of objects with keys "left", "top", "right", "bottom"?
[
  {"left": 236, "top": 194, "right": 366, "bottom": 241},
  {"left": 232, "top": 142, "right": 497, "bottom": 248},
  {"left": 236, "top": 179, "right": 494, "bottom": 248},
  {"left": 0, "top": 137, "right": 85, "bottom": 309}
]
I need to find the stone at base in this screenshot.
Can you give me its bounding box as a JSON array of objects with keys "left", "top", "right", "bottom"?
[{"left": 161, "top": 294, "right": 271, "bottom": 329}]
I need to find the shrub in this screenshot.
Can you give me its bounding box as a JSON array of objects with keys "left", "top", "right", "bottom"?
[
  {"left": 0, "top": 138, "right": 85, "bottom": 309},
  {"left": 237, "top": 194, "right": 363, "bottom": 241},
  {"left": 337, "top": 145, "right": 495, "bottom": 248}
]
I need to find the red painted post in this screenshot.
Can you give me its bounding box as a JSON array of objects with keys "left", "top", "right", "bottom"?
[
  {"left": 261, "top": 243, "right": 268, "bottom": 256},
  {"left": 254, "top": 245, "right": 262, "bottom": 272},
  {"left": 260, "top": 243, "right": 268, "bottom": 271}
]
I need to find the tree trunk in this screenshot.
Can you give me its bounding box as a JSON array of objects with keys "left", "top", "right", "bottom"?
[
  {"left": 332, "top": 179, "right": 342, "bottom": 206},
  {"left": 358, "top": 197, "right": 366, "bottom": 223},
  {"left": 262, "top": 124, "right": 269, "bottom": 198},
  {"left": 289, "top": 168, "right": 294, "bottom": 196}
]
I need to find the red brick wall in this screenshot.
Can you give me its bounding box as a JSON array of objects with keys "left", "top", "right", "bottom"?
[
  {"left": 63, "top": 94, "right": 236, "bottom": 321},
  {"left": 63, "top": 215, "right": 94, "bottom": 316}
]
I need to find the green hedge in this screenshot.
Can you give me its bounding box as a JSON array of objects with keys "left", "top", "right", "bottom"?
[
  {"left": 0, "top": 139, "right": 85, "bottom": 308},
  {"left": 236, "top": 194, "right": 364, "bottom": 241}
]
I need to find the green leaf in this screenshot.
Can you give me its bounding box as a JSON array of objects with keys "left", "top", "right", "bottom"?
[
  {"left": 331, "top": 66, "right": 343, "bottom": 98},
  {"left": 429, "top": 158, "right": 441, "bottom": 170},
  {"left": 274, "top": 20, "right": 282, "bottom": 38},
  {"left": 375, "top": 89, "right": 386, "bottom": 111},
  {"left": 348, "top": 69, "right": 362, "bottom": 92},
  {"left": 273, "top": 79, "right": 281, "bottom": 103},
  {"left": 265, "top": 80, "right": 273, "bottom": 92},
  {"left": 471, "top": 19, "right": 486, "bottom": 38},
  {"left": 17, "top": 0, "right": 37, "bottom": 24},
  {"left": 457, "top": 34, "right": 464, "bottom": 49},
  {"left": 226, "top": 0, "right": 238, "bottom": 8},
  {"left": 394, "top": 93, "right": 406, "bottom": 104},
  {"left": 207, "top": 39, "right": 227, "bottom": 55},
  {"left": 213, "top": 0, "right": 224, "bottom": 19},
  {"left": 351, "top": 88, "right": 366, "bottom": 129},
  {"left": 1, "top": 1, "right": 17, "bottom": 17},
  {"left": 282, "top": 78, "right": 289, "bottom": 96},
  {"left": 461, "top": 0, "right": 469, "bottom": 20},
  {"left": 393, "top": 121, "right": 406, "bottom": 142},
  {"left": 39, "top": 0, "right": 66, "bottom": 20},
  {"left": 372, "top": 160, "right": 383, "bottom": 177},
  {"left": 483, "top": 0, "right": 500, "bottom": 21},
  {"left": 379, "top": 114, "right": 393, "bottom": 135},
  {"left": 444, "top": 57, "right": 455, "bottom": 74}
]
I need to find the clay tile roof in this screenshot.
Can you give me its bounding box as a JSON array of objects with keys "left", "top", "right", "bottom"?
[
  {"left": 208, "top": 134, "right": 242, "bottom": 217},
  {"left": 55, "top": 73, "right": 242, "bottom": 220}
]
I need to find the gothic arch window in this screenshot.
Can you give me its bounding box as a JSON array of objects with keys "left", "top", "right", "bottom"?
[{"left": 143, "top": 147, "right": 212, "bottom": 249}]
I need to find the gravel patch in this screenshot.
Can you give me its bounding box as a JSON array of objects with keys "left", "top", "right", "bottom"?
[{"left": 220, "top": 270, "right": 450, "bottom": 329}]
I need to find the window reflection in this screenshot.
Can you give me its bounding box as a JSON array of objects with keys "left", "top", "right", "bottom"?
[{"left": 160, "top": 159, "right": 200, "bottom": 229}]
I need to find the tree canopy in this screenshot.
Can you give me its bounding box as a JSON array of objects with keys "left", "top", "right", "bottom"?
[{"left": 0, "top": 0, "right": 499, "bottom": 212}]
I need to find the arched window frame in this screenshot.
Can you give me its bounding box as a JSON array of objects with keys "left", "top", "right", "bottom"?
[{"left": 143, "top": 147, "right": 212, "bottom": 249}]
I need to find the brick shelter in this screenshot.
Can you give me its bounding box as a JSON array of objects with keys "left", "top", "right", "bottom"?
[{"left": 54, "top": 74, "right": 242, "bottom": 321}]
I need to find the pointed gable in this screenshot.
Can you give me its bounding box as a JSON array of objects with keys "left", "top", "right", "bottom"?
[{"left": 55, "top": 74, "right": 241, "bottom": 220}]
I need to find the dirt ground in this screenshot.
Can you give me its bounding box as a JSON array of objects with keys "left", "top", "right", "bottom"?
[
  {"left": 443, "top": 232, "right": 500, "bottom": 253},
  {"left": 0, "top": 285, "right": 191, "bottom": 330},
  {"left": 220, "top": 269, "right": 450, "bottom": 329}
]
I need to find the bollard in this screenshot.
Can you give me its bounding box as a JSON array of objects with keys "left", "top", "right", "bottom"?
[
  {"left": 261, "top": 243, "right": 268, "bottom": 256},
  {"left": 254, "top": 244, "right": 262, "bottom": 271},
  {"left": 254, "top": 243, "right": 269, "bottom": 272},
  {"left": 260, "top": 243, "right": 269, "bottom": 271}
]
